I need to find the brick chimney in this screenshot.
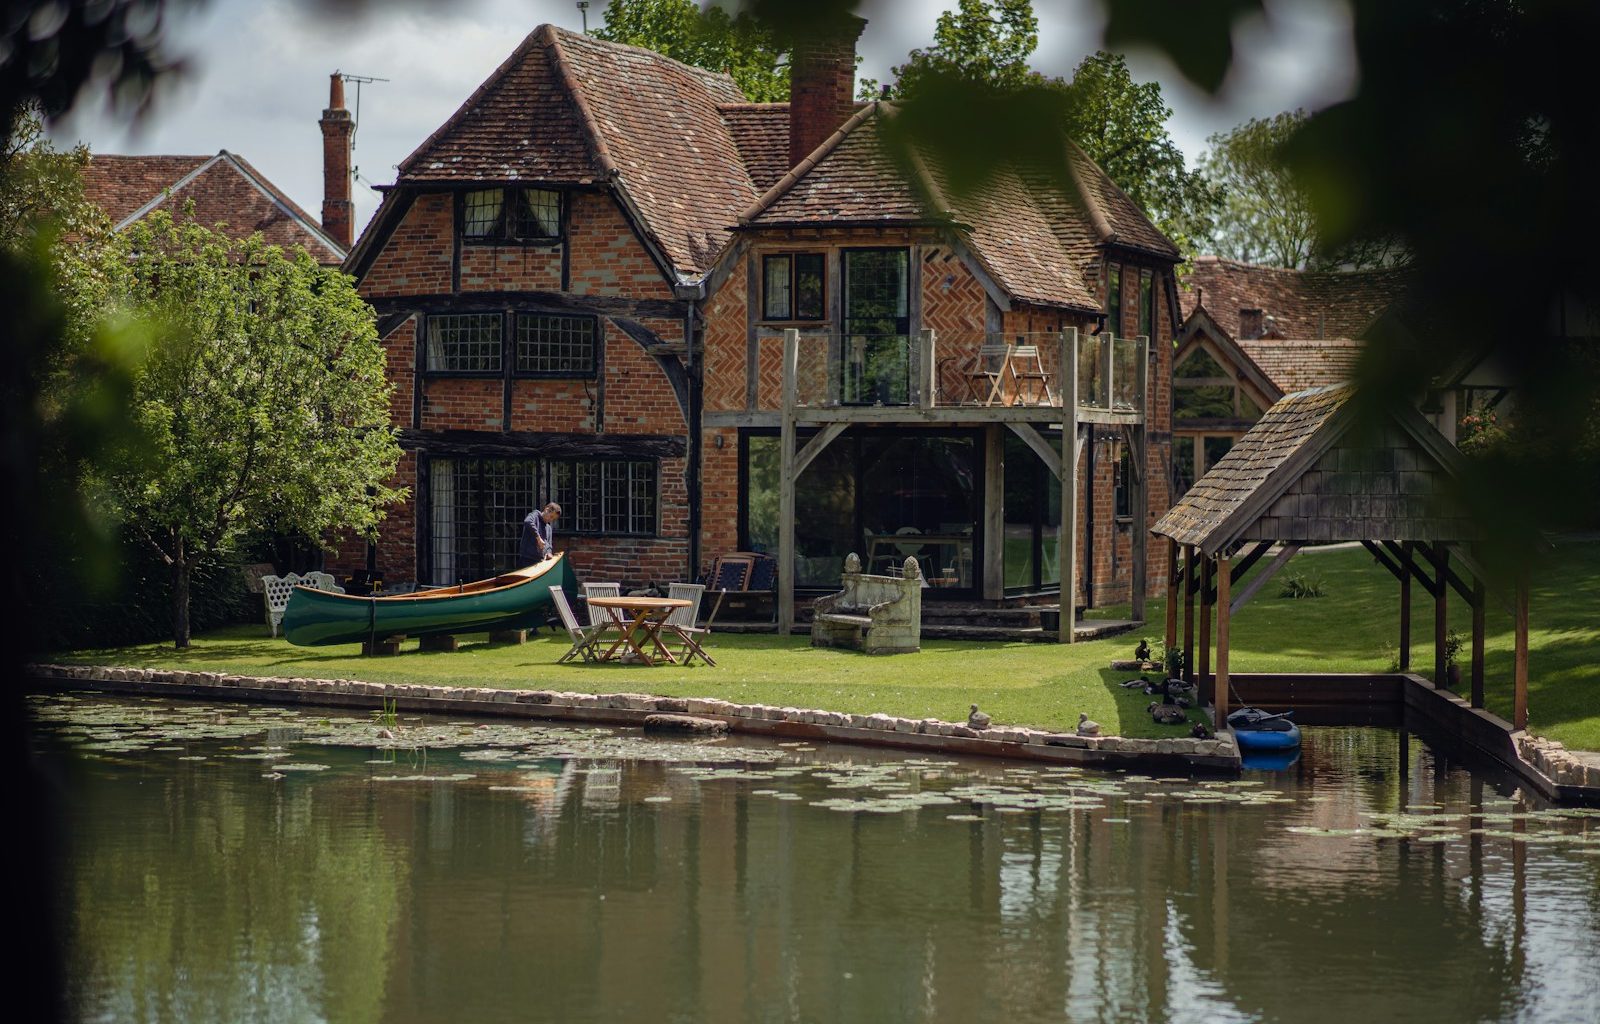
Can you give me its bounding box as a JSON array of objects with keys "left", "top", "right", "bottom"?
[
  {"left": 319, "top": 72, "right": 354, "bottom": 249},
  {"left": 788, "top": 15, "right": 867, "bottom": 168}
]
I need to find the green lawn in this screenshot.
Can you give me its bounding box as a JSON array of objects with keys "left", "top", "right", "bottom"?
[{"left": 48, "top": 541, "right": 1600, "bottom": 749}]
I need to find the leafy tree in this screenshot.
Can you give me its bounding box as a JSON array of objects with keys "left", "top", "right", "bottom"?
[
  {"left": 1059, "top": 52, "right": 1218, "bottom": 260},
  {"left": 93, "top": 211, "right": 405, "bottom": 647},
  {"left": 596, "top": 0, "right": 789, "bottom": 101},
  {"left": 861, "top": 0, "right": 1038, "bottom": 100},
  {"left": 868, "top": 1, "right": 1218, "bottom": 258},
  {"left": 1202, "top": 110, "right": 1405, "bottom": 269}
]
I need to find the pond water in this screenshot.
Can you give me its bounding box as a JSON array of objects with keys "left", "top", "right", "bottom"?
[{"left": 31, "top": 692, "right": 1600, "bottom": 1024}]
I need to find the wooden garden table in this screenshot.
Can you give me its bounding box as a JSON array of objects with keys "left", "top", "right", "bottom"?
[{"left": 588, "top": 596, "right": 691, "bottom": 666}]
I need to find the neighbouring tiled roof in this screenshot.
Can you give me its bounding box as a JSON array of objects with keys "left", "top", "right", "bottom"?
[
  {"left": 719, "top": 103, "right": 791, "bottom": 192},
  {"left": 81, "top": 151, "right": 345, "bottom": 263},
  {"left": 1153, "top": 384, "right": 1355, "bottom": 550},
  {"left": 395, "top": 25, "right": 755, "bottom": 279},
  {"left": 1238, "top": 338, "right": 1365, "bottom": 394},
  {"left": 1180, "top": 257, "right": 1412, "bottom": 340}
]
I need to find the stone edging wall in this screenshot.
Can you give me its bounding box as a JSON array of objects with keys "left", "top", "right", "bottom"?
[
  {"left": 1515, "top": 734, "right": 1599, "bottom": 791},
  {"left": 28, "top": 663, "right": 1241, "bottom": 774}
]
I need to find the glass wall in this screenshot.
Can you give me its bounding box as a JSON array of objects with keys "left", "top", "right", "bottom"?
[
  {"left": 1002, "top": 432, "right": 1063, "bottom": 593},
  {"left": 741, "top": 430, "right": 980, "bottom": 591}
]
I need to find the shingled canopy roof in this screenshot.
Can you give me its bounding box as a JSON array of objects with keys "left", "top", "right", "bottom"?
[
  {"left": 82, "top": 151, "right": 345, "bottom": 264},
  {"left": 1181, "top": 257, "right": 1412, "bottom": 341},
  {"left": 1153, "top": 383, "right": 1472, "bottom": 556}
]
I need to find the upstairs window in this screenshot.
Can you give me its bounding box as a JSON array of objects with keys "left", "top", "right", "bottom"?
[
  {"left": 462, "top": 187, "right": 562, "bottom": 244},
  {"left": 763, "top": 252, "right": 826, "bottom": 321},
  {"left": 426, "top": 313, "right": 502, "bottom": 372},
  {"left": 516, "top": 313, "right": 596, "bottom": 376}
]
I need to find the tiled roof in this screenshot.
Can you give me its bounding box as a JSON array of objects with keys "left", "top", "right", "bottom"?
[
  {"left": 1180, "top": 257, "right": 1411, "bottom": 339},
  {"left": 1068, "top": 144, "right": 1181, "bottom": 260},
  {"left": 719, "top": 103, "right": 791, "bottom": 192},
  {"left": 1238, "top": 338, "right": 1364, "bottom": 394},
  {"left": 81, "top": 152, "right": 345, "bottom": 263},
  {"left": 1153, "top": 385, "right": 1355, "bottom": 551},
  {"left": 743, "top": 105, "right": 1171, "bottom": 311},
  {"left": 81, "top": 154, "right": 208, "bottom": 223},
  {"left": 395, "top": 25, "right": 755, "bottom": 279},
  {"left": 747, "top": 104, "right": 925, "bottom": 224}
]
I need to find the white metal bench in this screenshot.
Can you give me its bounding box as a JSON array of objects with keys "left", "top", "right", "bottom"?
[{"left": 260, "top": 571, "right": 345, "bottom": 637}]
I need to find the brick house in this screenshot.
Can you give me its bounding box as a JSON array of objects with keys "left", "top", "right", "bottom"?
[
  {"left": 80, "top": 148, "right": 347, "bottom": 264},
  {"left": 1172, "top": 257, "right": 1423, "bottom": 493},
  {"left": 332, "top": 20, "right": 1182, "bottom": 615}
]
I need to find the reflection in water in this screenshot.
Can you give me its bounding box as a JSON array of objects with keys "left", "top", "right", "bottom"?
[{"left": 34, "top": 696, "right": 1600, "bottom": 1024}]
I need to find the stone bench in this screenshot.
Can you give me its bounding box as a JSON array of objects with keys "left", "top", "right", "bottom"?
[{"left": 811, "top": 553, "right": 922, "bottom": 655}]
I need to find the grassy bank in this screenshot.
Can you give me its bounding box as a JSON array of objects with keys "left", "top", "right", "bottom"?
[{"left": 49, "top": 542, "right": 1600, "bottom": 748}]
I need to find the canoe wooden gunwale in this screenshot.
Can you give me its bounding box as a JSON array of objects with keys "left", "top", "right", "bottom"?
[
  {"left": 288, "top": 556, "right": 565, "bottom": 604},
  {"left": 281, "top": 554, "right": 574, "bottom": 646}
]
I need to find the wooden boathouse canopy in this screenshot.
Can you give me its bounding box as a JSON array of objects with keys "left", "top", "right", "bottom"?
[
  {"left": 1152, "top": 383, "right": 1475, "bottom": 556},
  {"left": 1152, "top": 381, "right": 1531, "bottom": 732}
]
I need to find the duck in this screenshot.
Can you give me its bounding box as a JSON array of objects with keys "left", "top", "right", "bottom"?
[
  {"left": 968, "top": 704, "right": 991, "bottom": 730},
  {"left": 1120, "top": 678, "right": 1148, "bottom": 689},
  {"left": 1191, "top": 721, "right": 1212, "bottom": 740},
  {"left": 1134, "top": 639, "right": 1151, "bottom": 662},
  {"left": 1149, "top": 702, "right": 1188, "bottom": 725},
  {"left": 1076, "top": 712, "right": 1101, "bottom": 737}
]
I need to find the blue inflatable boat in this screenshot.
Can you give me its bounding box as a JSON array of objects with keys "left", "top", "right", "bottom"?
[{"left": 1228, "top": 707, "right": 1301, "bottom": 752}]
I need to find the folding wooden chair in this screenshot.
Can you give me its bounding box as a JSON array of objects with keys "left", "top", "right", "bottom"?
[
  {"left": 1011, "top": 344, "right": 1056, "bottom": 406},
  {"left": 966, "top": 341, "right": 1017, "bottom": 407},
  {"left": 582, "top": 581, "right": 625, "bottom": 635},
  {"left": 664, "top": 582, "right": 719, "bottom": 666},
  {"left": 551, "top": 587, "right": 602, "bottom": 664}
]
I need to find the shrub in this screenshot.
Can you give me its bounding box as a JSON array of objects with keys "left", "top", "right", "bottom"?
[{"left": 1278, "top": 571, "right": 1325, "bottom": 599}]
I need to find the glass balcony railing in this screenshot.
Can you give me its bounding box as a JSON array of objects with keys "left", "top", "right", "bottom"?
[{"left": 779, "top": 330, "right": 1147, "bottom": 415}]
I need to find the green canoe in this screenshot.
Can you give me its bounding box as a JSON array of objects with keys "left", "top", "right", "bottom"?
[{"left": 282, "top": 554, "right": 578, "bottom": 647}]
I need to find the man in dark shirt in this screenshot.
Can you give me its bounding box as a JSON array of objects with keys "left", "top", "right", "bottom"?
[{"left": 518, "top": 502, "right": 561, "bottom": 566}]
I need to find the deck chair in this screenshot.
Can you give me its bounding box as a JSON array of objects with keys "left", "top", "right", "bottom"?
[
  {"left": 1010, "top": 344, "right": 1056, "bottom": 406},
  {"left": 966, "top": 341, "right": 1016, "bottom": 407},
  {"left": 664, "top": 582, "right": 718, "bottom": 666},
  {"left": 582, "top": 581, "right": 625, "bottom": 631},
  {"left": 551, "top": 587, "right": 603, "bottom": 663}
]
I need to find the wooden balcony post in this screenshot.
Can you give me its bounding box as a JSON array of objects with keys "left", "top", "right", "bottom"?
[
  {"left": 1199, "top": 556, "right": 1212, "bottom": 705},
  {"left": 1059, "top": 327, "right": 1079, "bottom": 643},
  {"left": 1432, "top": 542, "right": 1449, "bottom": 687},
  {"left": 1102, "top": 332, "right": 1114, "bottom": 411},
  {"left": 1164, "top": 540, "right": 1178, "bottom": 654},
  {"left": 1130, "top": 334, "right": 1150, "bottom": 620},
  {"left": 778, "top": 328, "right": 799, "bottom": 635},
  {"left": 917, "top": 329, "right": 936, "bottom": 410},
  {"left": 1399, "top": 540, "right": 1412, "bottom": 670},
  {"left": 1514, "top": 577, "right": 1529, "bottom": 730}
]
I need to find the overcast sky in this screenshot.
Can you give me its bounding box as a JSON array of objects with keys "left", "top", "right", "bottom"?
[{"left": 52, "top": 0, "right": 1357, "bottom": 239}]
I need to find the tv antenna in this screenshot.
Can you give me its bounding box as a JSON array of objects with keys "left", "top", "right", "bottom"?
[
  {"left": 338, "top": 72, "right": 389, "bottom": 192},
  {"left": 576, "top": 2, "right": 590, "bottom": 33}
]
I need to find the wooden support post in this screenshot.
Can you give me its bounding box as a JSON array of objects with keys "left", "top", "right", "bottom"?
[
  {"left": 1182, "top": 545, "right": 1196, "bottom": 682},
  {"left": 1399, "top": 541, "right": 1412, "bottom": 671},
  {"left": 1215, "top": 554, "right": 1231, "bottom": 720},
  {"left": 1058, "top": 328, "right": 1079, "bottom": 643},
  {"left": 1471, "top": 578, "right": 1486, "bottom": 709},
  {"left": 363, "top": 636, "right": 404, "bottom": 657},
  {"left": 982, "top": 424, "right": 1005, "bottom": 600},
  {"left": 917, "top": 329, "right": 937, "bottom": 409},
  {"left": 778, "top": 328, "right": 799, "bottom": 636},
  {"left": 1164, "top": 540, "right": 1178, "bottom": 655},
  {"left": 488, "top": 629, "right": 529, "bottom": 645},
  {"left": 1130, "top": 336, "right": 1149, "bottom": 622},
  {"left": 1514, "top": 578, "right": 1529, "bottom": 730},
  {"left": 419, "top": 634, "right": 459, "bottom": 652},
  {"left": 1432, "top": 543, "right": 1449, "bottom": 687},
  {"left": 1199, "top": 557, "right": 1212, "bottom": 707}
]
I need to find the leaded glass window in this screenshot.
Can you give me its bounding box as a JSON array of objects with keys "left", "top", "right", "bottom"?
[
  {"left": 426, "top": 313, "right": 502, "bottom": 372},
  {"left": 516, "top": 314, "right": 596, "bottom": 375},
  {"left": 462, "top": 187, "right": 562, "bottom": 243}
]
